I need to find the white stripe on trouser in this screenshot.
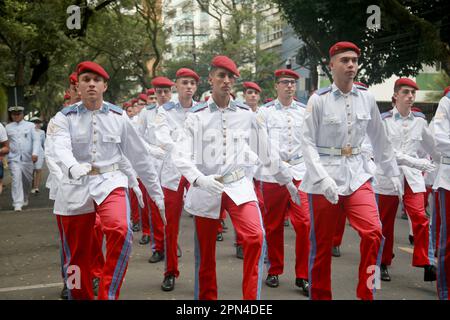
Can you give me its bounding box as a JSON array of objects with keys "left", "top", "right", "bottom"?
[{"left": 9, "top": 161, "right": 33, "bottom": 207}]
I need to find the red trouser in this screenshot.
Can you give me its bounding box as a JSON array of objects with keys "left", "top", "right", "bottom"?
[
  {"left": 163, "top": 176, "right": 189, "bottom": 277},
  {"left": 91, "top": 213, "right": 105, "bottom": 279},
  {"left": 194, "top": 194, "right": 265, "bottom": 300},
  {"left": 437, "top": 189, "right": 450, "bottom": 300},
  {"left": 56, "top": 188, "right": 133, "bottom": 300},
  {"left": 332, "top": 211, "right": 347, "bottom": 247},
  {"left": 309, "top": 181, "right": 383, "bottom": 300},
  {"left": 377, "top": 180, "right": 433, "bottom": 267},
  {"left": 130, "top": 179, "right": 150, "bottom": 236},
  {"left": 261, "top": 180, "right": 310, "bottom": 279}
]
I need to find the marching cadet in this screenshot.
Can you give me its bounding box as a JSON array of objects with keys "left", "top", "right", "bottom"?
[
  {"left": 30, "top": 117, "right": 45, "bottom": 194},
  {"left": 0, "top": 122, "right": 9, "bottom": 196},
  {"left": 300, "top": 41, "right": 402, "bottom": 300},
  {"left": 374, "top": 78, "right": 438, "bottom": 283},
  {"left": 433, "top": 85, "right": 450, "bottom": 300},
  {"left": 154, "top": 67, "right": 199, "bottom": 291},
  {"left": 170, "top": 55, "right": 298, "bottom": 300},
  {"left": 5, "top": 106, "right": 41, "bottom": 211},
  {"left": 50, "top": 61, "right": 165, "bottom": 300},
  {"left": 147, "top": 88, "right": 157, "bottom": 105},
  {"left": 256, "top": 69, "right": 310, "bottom": 296}
]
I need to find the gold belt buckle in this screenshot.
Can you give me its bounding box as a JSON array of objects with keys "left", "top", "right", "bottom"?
[
  {"left": 341, "top": 146, "right": 352, "bottom": 157},
  {"left": 87, "top": 167, "right": 100, "bottom": 175}
]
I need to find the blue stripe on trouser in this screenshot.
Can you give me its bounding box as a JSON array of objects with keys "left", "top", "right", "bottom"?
[
  {"left": 58, "top": 217, "right": 73, "bottom": 300},
  {"left": 438, "top": 189, "right": 448, "bottom": 300},
  {"left": 108, "top": 190, "right": 133, "bottom": 299},
  {"left": 148, "top": 202, "right": 157, "bottom": 253},
  {"left": 259, "top": 181, "right": 270, "bottom": 270},
  {"left": 307, "top": 194, "right": 317, "bottom": 300},
  {"left": 193, "top": 218, "right": 200, "bottom": 300},
  {"left": 373, "top": 193, "right": 384, "bottom": 298},
  {"left": 255, "top": 202, "right": 266, "bottom": 300},
  {"left": 431, "top": 192, "right": 438, "bottom": 258}
]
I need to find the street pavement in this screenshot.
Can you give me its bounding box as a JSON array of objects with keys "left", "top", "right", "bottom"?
[{"left": 0, "top": 167, "right": 439, "bottom": 300}]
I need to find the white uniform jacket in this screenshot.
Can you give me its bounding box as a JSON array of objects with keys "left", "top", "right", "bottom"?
[
  {"left": 300, "top": 83, "right": 400, "bottom": 195},
  {"left": 50, "top": 101, "right": 163, "bottom": 216},
  {"left": 433, "top": 94, "right": 450, "bottom": 191},
  {"left": 171, "top": 98, "right": 291, "bottom": 219},
  {"left": 5, "top": 120, "right": 40, "bottom": 163},
  {"left": 154, "top": 99, "right": 196, "bottom": 191}
]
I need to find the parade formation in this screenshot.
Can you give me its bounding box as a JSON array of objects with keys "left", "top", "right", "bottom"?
[{"left": 2, "top": 40, "right": 450, "bottom": 302}]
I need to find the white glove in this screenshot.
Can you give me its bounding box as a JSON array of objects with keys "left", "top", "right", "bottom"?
[
  {"left": 195, "top": 175, "right": 224, "bottom": 195},
  {"left": 147, "top": 144, "right": 166, "bottom": 160},
  {"left": 391, "top": 176, "right": 404, "bottom": 202},
  {"left": 286, "top": 181, "right": 301, "bottom": 206},
  {"left": 69, "top": 163, "right": 92, "bottom": 180},
  {"left": 412, "top": 159, "right": 436, "bottom": 173},
  {"left": 129, "top": 178, "right": 145, "bottom": 208},
  {"left": 320, "top": 176, "right": 339, "bottom": 205},
  {"left": 156, "top": 199, "right": 167, "bottom": 226}
]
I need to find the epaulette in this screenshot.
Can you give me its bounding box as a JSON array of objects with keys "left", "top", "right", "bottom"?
[
  {"left": 412, "top": 111, "right": 426, "bottom": 120},
  {"left": 295, "top": 101, "right": 306, "bottom": 108},
  {"left": 146, "top": 104, "right": 157, "bottom": 110},
  {"left": 446, "top": 92, "right": 450, "bottom": 99},
  {"left": 316, "top": 86, "right": 332, "bottom": 96},
  {"left": 355, "top": 85, "right": 368, "bottom": 91},
  {"left": 381, "top": 110, "right": 393, "bottom": 120},
  {"left": 108, "top": 104, "right": 123, "bottom": 115},
  {"left": 162, "top": 101, "right": 176, "bottom": 111},
  {"left": 234, "top": 100, "right": 249, "bottom": 110},
  {"left": 190, "top": 102, "right": 208, "bottom": 113},
  {"left": 262, "top": 100, "right": 275, "bottom": 108},
  {"left": 61, "top": 104, "right": 78, "bottom": 116}
]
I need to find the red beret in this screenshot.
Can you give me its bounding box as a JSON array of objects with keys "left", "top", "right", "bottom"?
[
  {"left": 411, "top": 107, "right": 422, "bottom": 112},
  {"left": 147, "top": 88, "right": 156, "bottom": 96},
  {"left": 354, "top": 81, "right": 368, "bottom": 88},
  {"left": 138, "top": 93, "right": 148, "bottom": 101},
  {"left": 264, "top": 98, "right": 273, "bottom": 104},
  {"left": 64, "top": 91, "right": 71, "bottom": 100},
  {"left": 69, "top": 72, "right": 78, "bottom": 85},
  {"left": 443, "top": 86, "right": 450, "bottom": 97},
  {"left": 176, "top": 68, "right": 200, "bottom": 82},
  {"left": 123, "top": 102, "right": 132, "bottom": 108},
  {"left": 329, "top": 41, "right": 361, "bottom": 57},
  {"left": 274, "top": 69, "right": 299, "bottom": 79},
  {"left": 394, "top": 78, "right": 419, "bottom": 90},
  {"left": 211, "top": 55, "right": 240, "bottom": 77},
  {"left": 131, "top": 98, "right": 138, "bottom": 105},
  {"left": 243, "top": 81, "right": 261, "bottom": 93},
  {"left": 76, "top": 61, "right": 109, "bottom": 80},
  {"left": 151, "top": 76, "right": 174, "bottom": 88}
]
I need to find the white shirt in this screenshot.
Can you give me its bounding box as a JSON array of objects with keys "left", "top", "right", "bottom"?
[
  {"left": 172, "top": 98, "right": 291, "bottom": 219},
  {"left": 0, "top": 123, "right": 7, "bottom": 143},
  {"left": 5, "top": 120, "right": 40, "bottom": 163},
  {"left": 257, "top": 99, "right": 306, "bottom": 182},
  {"left": 373, "top": 107, "right": 438, "bottom": 195},
  {"left": 300, "top": 83, "right": 400, "bottom": 195},
  {"left": 50, "top": 101, "right": 163, "bottom": 215},
  {"left": 154, "top": 98, "right": 196, "bottom": 191},
  {"left": 433, "top": 95, "right": 450, "bottom": 191}
]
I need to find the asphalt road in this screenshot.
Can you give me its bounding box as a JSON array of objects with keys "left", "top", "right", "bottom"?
[{"left": 0, "top": 167, "right": 438, "bottom": 300}]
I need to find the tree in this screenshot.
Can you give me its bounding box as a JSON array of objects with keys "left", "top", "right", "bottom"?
[{"left": 275, "top": 0, "right": 450, "bottom": 86}]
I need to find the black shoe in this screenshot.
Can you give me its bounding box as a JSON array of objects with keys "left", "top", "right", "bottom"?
[
  {"left": 60, "top": 283, "right": 68, "bottom": 300},
  {"left": 380, "top": 264, "right": 391, "bottom": 281},
  {"left": 148, "top": 251, "right": 164, "bottom": 263},
  {"left": 177, "top": 244, "right": 182, "bottom": 258},
  {"left": 424, "top": 265, "right": 437, "bottom": 282},
  {"left": 139, "top": 235, "right": 150, "bottom": 245},
  {"left": 265, "top": 274, "right": 279, "bottom": 288},
  {"left": 216, "top": 232, "right": 224, "bottom": 242},
  {"left": 161, "top": 275, "right": 175, "bottom": 291},
  {"left": 408, "top": 235, "right": 414, "bottom": 245},
  {"left": 295, "top": 278, "right": 309, "bottom": 297},
  {"left": 92, "top": 277, "right": 99, "bottom": 296},
  {"left": 236, "top": 245, "right": 244, "bottom": 259},
  {"left": 284, "top": 220, "right": 290, "bottom": 227},
  {"left": 331, "top": 246, "right": 341, "bottom": 257},
  {"left": 132, "top": 223, "right": 140, "bottom": 232}
]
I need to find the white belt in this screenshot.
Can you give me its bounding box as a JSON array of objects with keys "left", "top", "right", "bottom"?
[
  {"left": 317, "top": 146, "right": 361, "bottom": 157},
  {"left": 284, "top": 155, "right": 304, "bottom": 166},
  {"left": 88, "top": 163, "right": 120, "bottom": 175},
  {"left": 218, "top": 168, "right": 246, "bottom": 184},
  {"left": 442, "top": 156, "right": 450, "bottom": 165}
]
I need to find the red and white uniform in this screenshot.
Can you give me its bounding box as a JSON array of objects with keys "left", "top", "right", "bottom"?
[{"left": 300, "top": 83, "right": 400, "bottom": 300}]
